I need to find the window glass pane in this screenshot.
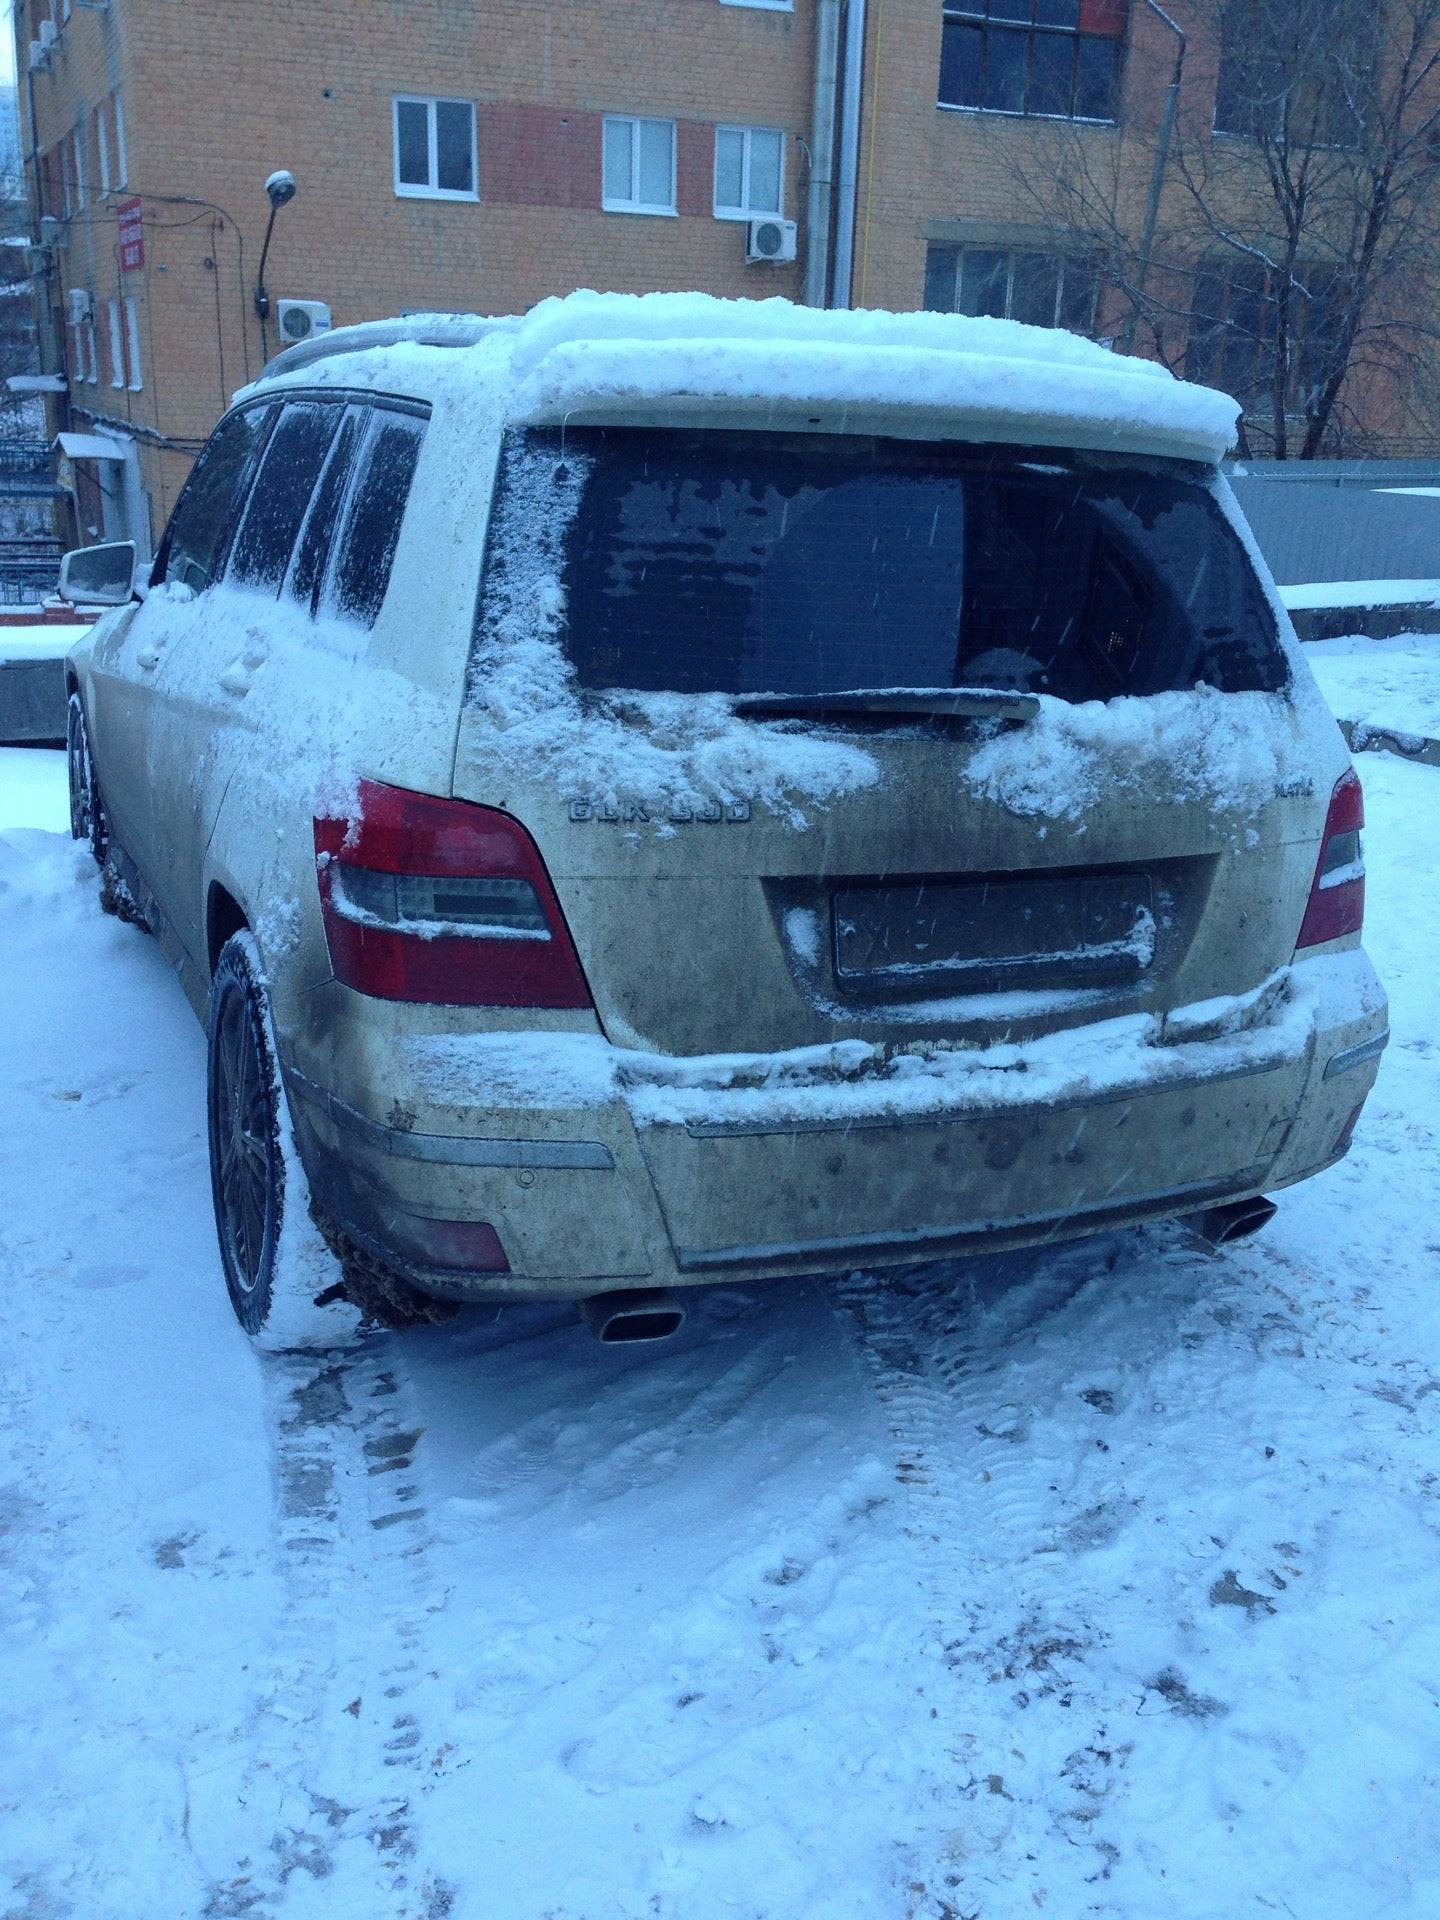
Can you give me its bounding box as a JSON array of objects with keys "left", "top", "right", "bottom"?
[
  {"left": 1074, "top": 36, "right": 1119, "bottom": 118},
  {"left": 603, "top": 118, "right": 634, "bottom": 202},
  {"left": 989, "top": 0, "right": 1031, "bottom": 19},
  {"left": 480, "top": 427, "right": 1288, "bottom": 705},
  {"left": 984, "top": 27, "right": 1029, "bottom": 111},
  {"left": 163, "top": 406, "right": 273, "bottom": 595},
  {"left": 1035, "top": 0, "right": 1078, "bottom": 23},
  {"left": 1057, "top": 259, "right": 1099, "bottom": 331},
  {"left": 435, "top": 100, "right": 473, "bottom": 192},
  {"left": 958, "top": 249, "right": 1009, "bottom": 318},
  {"left": 289, "top": 406, "right": 364, "bottom": 610},
  {"left": 324, "top": 411, "right": 427, "bottom": 628},
  {"left": 229, "top": 400, "right": 341, "bottom": 593},
  {"left": 939, "top": 21, "right": 985, "bottom": 106},
  {"left": 747, "top": 130, "right": 783, "bottom": 214},
  {"left": 1010, "top": 253, "right": 1061, "bottom": 326},
  {"left": 396, "top": 100, "right": 430, "bottom": 187},
  {"left": 1029, "top": 32, "right": 1074, "bottom": 115},
  {"left": 636, "top": 119, "right": 673, "bottom": 208},
  {"left": 714, "top": 128, "right": 744, "bottom": 210},
  {"left": 923, "top": 245, "right": 960, "bottom": 312}
]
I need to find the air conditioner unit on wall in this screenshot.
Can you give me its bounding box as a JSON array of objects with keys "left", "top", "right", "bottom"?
[
  {"left": 746, "top": 218, "right": 797, "bottom": 264},
  {"left": 67, "top": 287, "right": 94, "bottom": 325},
  {"left": 276, "top": 299, "right": 332, "bottom": 345},
  {"left": 38, "top": 19, "right": 57, "bottom": 48}
]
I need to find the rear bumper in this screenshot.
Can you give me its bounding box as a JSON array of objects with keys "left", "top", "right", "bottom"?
[{"left": 288, "top": 946, "right": 1387, "bottom": 1299}]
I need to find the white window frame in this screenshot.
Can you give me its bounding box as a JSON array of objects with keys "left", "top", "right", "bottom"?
[
  {"left": 124, "top": 296, "right": 143, "bottom": 391},
  {"left": 82, "top": 315, "right": 98, "bottom": 384},
  {"left": 113, "top": 92, "right": 127, "bottom": 188},
  {"left": 718, "top": 0, "right": 794, "bottom": 11},
  {"left": 713, "top": 125, "right": 785, "bottom": 221},
  {"left": 106, "top": 297, "right": 123, "bottom": 387},
  {"left": 71, "top": 125, "right": 86, "bottom": 209},
  {"left": 392, "top": 95, "right": 478, "bottom": 202},
  {"left": 602, "top": 115, "right": 678, "bottom": 216}
]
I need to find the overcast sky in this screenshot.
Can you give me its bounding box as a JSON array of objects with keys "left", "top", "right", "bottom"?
[{"left": 2, "top": 7, "right": 17, "bottom": 89}]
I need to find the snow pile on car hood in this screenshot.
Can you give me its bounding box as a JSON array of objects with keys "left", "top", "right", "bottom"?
[{"left": 506, "top": 290, "right": 1240, "bottom": 462}]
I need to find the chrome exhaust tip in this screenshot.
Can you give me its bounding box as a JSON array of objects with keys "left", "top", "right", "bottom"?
[
  {"left": 578, "top": 1287, "right": 686, "bottom": 1344},
  {"left": 1190, "top": 1194, "right": 1278, "bottom": 1248}
]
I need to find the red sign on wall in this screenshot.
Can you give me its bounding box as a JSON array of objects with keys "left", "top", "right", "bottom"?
[{"left": 117, "top": 197, "right": 144, "bottom": 273}]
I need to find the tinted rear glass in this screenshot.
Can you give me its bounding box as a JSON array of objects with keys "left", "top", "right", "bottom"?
[{"left": 476, "top": 427, "right": 1286, "bottom": 702}]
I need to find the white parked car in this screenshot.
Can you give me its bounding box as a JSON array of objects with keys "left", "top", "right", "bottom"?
[{"left": 63, "top": 292, "right": 1388, "bottom": 1349}]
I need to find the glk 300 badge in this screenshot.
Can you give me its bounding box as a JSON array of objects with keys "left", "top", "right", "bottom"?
[{"left": 569, "top": 798, "right": 751, "bottom": 824}]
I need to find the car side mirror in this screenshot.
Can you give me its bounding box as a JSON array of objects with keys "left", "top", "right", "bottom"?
[{"left": 58, "top": 540, "right": 138, "bottom": 607}]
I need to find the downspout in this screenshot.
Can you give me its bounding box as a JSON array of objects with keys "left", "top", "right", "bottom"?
[
  {"left": 831, "top": 0, "right": 867, "bottom": 311},
  {"left": 1119, "top": 0, "right": 1185, "bottom": 353},
  {"left": 804, "top": 0, "right": 842, "bottom": 307}
]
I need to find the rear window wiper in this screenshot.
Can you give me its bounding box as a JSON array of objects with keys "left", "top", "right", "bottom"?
[{"left": 732, "top": 686, "right": 1040, "bottom": 722}]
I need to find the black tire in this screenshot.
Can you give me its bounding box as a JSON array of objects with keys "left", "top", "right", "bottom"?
[
  {"left": 206, "top": 931, "right": 362, "bottom": 1351},
  {"left": 66, "top": 690, "right": 108, "bottom": 866}
]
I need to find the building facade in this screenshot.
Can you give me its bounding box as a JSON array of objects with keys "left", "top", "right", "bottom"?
[{"left": 14, "top": 0, "right": 1435, "bottom": 557}]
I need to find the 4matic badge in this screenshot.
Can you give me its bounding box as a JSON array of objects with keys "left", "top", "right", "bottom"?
[{"left": 568, "top": 798, "right": 752, "bottom": 824}]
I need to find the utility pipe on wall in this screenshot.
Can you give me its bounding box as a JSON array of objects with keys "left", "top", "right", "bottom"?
[
  {"left": 804, "top": 0, "right": 842, "bottom": 307},
  {"left": 831, "top": 0, "right": 867, "bottom": 310}
]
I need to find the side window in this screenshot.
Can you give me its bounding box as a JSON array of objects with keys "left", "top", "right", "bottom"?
[
  {"left": 320, "top": 407, "right": 427, "bottom": 628},
  {"left": 228, "top": 400, "right": 343, "bottom": 593},
  {"left": 160, "top": 405, "right": 273, "bottom": 594},
  {"left": 287, "top": 403, "right": 366, "bottom": 611}
]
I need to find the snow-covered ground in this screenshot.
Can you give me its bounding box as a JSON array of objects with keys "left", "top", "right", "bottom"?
[
  {"left": 1307, "top": 631, "right": 1440, "bottom": 743},
  {"left": 2, "top": 738, "right": 1438, "bottom": 1920}
]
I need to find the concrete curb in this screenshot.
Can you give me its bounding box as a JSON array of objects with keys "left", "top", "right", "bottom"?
[{"left": 1339, "top": 717, "right": 1440, "bottom": 770}]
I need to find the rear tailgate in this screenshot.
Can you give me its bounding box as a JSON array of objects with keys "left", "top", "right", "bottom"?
[{"left": 454, "top": 426, "right": 1326, "bottom": 1059}]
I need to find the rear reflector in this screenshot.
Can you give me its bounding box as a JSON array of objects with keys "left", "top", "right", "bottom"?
[
  {"left": 389, "top": 1213, "right": 511, "bottom": 1273},
  {"left": 314, "top": 780, "right": 592, "bottom": 1006},
  {"left": 1296, "top": 769, "right": 1365, "bottom": 950}
]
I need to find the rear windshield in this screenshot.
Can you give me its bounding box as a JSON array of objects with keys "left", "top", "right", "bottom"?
[{"left": 475, "top": 427, "right": 1287, "bottom": 703}]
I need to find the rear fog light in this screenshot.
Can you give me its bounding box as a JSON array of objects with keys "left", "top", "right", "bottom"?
[
  {"left": 314, "top": 780, "right": 592, "bottom": 1007},
  {"left": 1296, "top": 770, "right": 1365, "bottom": 949},
  {"left": 389, "top": 1214, "right": 511, "bottom": 1273},
  {"left": 1331, "top": 1100, "right": 1367, "bottom": 1159}
]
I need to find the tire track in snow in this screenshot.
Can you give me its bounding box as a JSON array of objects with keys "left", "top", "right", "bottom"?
[
  {"left": 832, "top": 1236, "right": 1183, "bottom": 1916},
  {"left": 201, "top": 1345, "right": 457, "bottom": 1920}
]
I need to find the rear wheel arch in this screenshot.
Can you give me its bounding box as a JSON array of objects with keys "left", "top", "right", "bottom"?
[{"left": 207, "top": 883, "right": 249, "bottom": 978}]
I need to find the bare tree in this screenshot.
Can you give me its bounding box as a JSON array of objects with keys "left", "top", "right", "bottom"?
[{"left": 1027, "top": 0, "right": 1440, "bottom": 458}]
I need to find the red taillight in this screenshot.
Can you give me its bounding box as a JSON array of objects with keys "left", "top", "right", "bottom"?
[
  {"left": 1296, "top": 769, "right": 1365, "bottom": 950},
  {"left": 314, "top": 780, "right": 592, "bottom": 1007}
]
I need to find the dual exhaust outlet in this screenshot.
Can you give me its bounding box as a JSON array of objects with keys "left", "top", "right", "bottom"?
[{"left": 576, "top": 1195, "right": 1279, "bottom": 1344}]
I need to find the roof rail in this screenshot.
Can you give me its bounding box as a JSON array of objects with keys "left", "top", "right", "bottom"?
[{"left": 256, "top": 311, "right": 520, "bottom": 383}]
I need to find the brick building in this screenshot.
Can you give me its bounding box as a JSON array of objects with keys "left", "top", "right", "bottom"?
[{"left": 13, "top": 0, "right": 1435, "bottom": 557}]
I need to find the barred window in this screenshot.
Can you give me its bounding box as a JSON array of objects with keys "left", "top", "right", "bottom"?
[
  {"left": 924, "top": 244, "right": 1100, "bottom": 332},
  {"left": 1185, "top": 260, "right": 1344, "bottom": 419},
  {"left": 940, "top": 0, "right": 1127, "bottom": 122}
]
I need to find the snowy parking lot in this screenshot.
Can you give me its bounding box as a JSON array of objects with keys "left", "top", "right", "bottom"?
[{"left": 2, "top": 732, "right": 1438, "bottom": 1920}]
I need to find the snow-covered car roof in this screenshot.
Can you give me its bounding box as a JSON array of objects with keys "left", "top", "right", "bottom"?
[{"left": 248, "top": 289, "right": 1240, "bottom": 465}]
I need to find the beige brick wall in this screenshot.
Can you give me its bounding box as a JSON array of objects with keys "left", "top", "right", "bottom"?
[{"left": 25, "top": 0, "right": 1389, "bottom": 530}]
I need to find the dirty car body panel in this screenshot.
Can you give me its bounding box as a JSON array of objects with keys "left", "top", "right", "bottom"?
[{"left": 67, "top": 295, "right": 1388, "bottom": 1310}]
